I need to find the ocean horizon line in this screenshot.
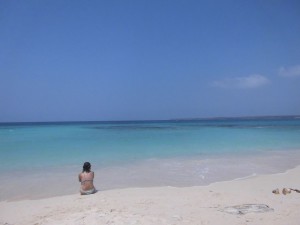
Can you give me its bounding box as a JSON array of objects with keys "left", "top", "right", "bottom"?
[{"left": 1, "top": 114, "right": 300, "bottom": 125}]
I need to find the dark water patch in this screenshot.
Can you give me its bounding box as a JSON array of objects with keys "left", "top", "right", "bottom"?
[
  {"left": 203, "top": 124, "right": 300, "bottom": 129},
  {"left": 84, "top": 123, "right": 300, "bottom": 132},
  {"left": 89, "top": 125, "right": 179, "bottom": 131}
]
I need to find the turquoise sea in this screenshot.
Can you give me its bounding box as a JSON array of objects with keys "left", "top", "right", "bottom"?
[{"left": 1, "top": 116, "right": 300, "bottom": 200}]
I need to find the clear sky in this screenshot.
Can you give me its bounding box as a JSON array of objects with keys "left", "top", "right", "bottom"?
[{"left": 1, "top": 0, "right": 300, "bottom": 122}]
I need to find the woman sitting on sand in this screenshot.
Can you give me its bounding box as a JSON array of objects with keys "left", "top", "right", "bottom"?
[{"left": 78, "top": 162, "right": 96, "bottom": 195}]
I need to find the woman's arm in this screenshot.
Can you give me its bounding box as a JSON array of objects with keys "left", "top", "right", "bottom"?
[{"left": 78, "top": 173, "right": 81, "bottom": 182}]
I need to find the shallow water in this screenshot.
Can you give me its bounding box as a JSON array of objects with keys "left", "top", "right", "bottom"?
[{"left": 1, "top": 117, "right": 300, "bottom": 200}]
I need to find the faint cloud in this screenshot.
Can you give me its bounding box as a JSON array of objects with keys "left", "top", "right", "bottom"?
[
  {"left": 212, "top": 74, "right": 270, "bottom": 89},
  {"left": 279, "top": 65, "right": 300, "bottom": 77}
]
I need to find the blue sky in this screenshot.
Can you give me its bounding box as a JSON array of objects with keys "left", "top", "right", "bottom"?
[{"left": 1, "top": 0, "right": 300, "bottom": 122}]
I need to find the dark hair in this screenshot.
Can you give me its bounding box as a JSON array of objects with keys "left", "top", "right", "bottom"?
[{"left": 83, "top": 162, "right": 91, "bottom": 172}]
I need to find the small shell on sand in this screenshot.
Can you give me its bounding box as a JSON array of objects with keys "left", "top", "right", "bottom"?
[
  {"left": 272, "top": 188, "right": 280, "bottom": 194},
  {"left": 282, "top": 188, "right": 291, "bottom": 195}
]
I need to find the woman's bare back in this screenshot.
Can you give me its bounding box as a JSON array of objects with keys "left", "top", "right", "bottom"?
[{"left": 79, "top": 171, "right": 95, "bottom": 191}]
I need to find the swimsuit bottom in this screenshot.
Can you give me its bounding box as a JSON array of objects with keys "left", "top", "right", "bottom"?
[{"left": 80, "top": 187, "right": 96, "bottom": 195}]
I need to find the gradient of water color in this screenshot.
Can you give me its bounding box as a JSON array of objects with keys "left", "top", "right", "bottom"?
[{"left": 1, "top": 117, "right": 300, "bottom": 200}]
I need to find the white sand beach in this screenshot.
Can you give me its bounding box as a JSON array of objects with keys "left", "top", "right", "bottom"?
[{"left": 1, "top": 166, "right": 300, "bottom": 225}]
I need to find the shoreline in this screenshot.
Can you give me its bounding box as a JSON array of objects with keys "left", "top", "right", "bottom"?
[
  {"left": 1, "top": 165, "right": 300, "bottom": 224},
  {"left": 1, "top": 148, "right": 300, "bottom": 202},
  {"left": 1, "top": 163, "right": 300, "bottom": 201}
]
